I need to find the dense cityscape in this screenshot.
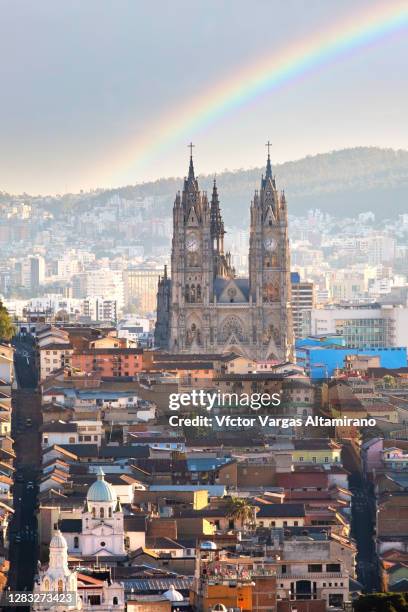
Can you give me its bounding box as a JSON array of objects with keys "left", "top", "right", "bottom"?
[
  {"left": 0, "top": 146, "right": 407, "bottom": 612},
  {"left": 1, "top": 0, "right": 408, "bottom": 610}
]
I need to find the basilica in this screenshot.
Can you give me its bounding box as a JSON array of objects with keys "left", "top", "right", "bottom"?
[{"left": 155, "top": 147, "right": 294, "bottom": 361}]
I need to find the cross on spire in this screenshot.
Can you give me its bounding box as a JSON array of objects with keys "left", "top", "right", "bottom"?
[
  {"left": 188, "top": 142, "right": 195, "bottom": 157},
  {"left": 265, "top": 140, "right": 272, "bottom": 156}
]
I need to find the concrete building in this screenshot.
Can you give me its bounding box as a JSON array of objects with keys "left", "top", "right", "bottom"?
[
  {"left": 310, "top": 304, "right": 408, "bottom": 349},
  {"left": 123, "top": 268, "right": 162, "bottom": 315},
  {"left": 291, "top": 272, "right": 315, "bottom": 338}
]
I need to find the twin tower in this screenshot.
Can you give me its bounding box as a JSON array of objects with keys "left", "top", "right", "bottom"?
[{"left": 155, "top": 147, "right": 294, "bottom": 362}]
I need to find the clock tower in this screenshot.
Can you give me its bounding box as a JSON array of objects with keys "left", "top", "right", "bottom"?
[
  {"left": 168, "top": 145, "right": 234, "bottom": 351},
  {"left": 248, "top": 142, "right": 293, "bottom": 361},
  {"left": 155, "top": 143, "right": 293, "bottom": 362}
]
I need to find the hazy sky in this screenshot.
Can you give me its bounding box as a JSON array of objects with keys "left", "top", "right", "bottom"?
[{"left": 0, "top": 0, "right": 407, "bottom": 194}]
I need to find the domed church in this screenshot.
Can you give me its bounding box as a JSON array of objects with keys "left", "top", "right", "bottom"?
[{"left": 80, "top": 467, "right": 125, "bottom": 557}]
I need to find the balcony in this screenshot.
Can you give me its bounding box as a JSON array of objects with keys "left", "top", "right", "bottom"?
[{"left": 277, "top": 571, "right": 345, "bottom": 580}]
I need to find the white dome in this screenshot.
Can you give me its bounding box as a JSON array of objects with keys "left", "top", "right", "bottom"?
[
  {"left": 163, "top": 585, "right": 184, "bottom": 602},
  {"left": 87, "top": 467, "right": 117, "bottom": 503},
  {"left": 50, "top": 530, "right": 67, "bottom": 549},
  {"left": 212, "top": 605, "right": 227, "bottom": 612}
]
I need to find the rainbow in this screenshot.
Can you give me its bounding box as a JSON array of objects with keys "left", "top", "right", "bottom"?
[{"left": 110, "top": 1, "right": 408, "bottom": 183}]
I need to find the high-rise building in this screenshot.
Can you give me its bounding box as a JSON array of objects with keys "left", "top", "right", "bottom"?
[
  {"left": 123, "top": 268, "right": 162, "bottom": 314},
  {"left": 155, "top": 148, "right": 294, "bottom": 361},
  {"left": 291, "top": 273, "right": 315, "bottom": 338}
]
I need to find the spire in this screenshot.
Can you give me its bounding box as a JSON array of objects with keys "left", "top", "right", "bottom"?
[
  {"left": 265, "top": 140, "right": 272, "bottom": 179},
  {"left": 210, "top": 176, "right": 223, "bottom": 234},
  {"left": 188, "top": 142, "right": 195, "bottom": 181}
]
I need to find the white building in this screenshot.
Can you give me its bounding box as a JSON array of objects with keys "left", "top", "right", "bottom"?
[
  {"left": 82, "top": 297, "right": 118, "bottom": 322},
  {"left": 310, "top": 304, "right": 408, "bottom": 349}
]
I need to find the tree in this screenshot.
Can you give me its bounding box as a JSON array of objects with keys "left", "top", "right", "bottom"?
[
  {"left": 353, "top": 593, "right": 408, "bottom": 612},
  {"left": 0, "top": 301, "right": 14, "bottom": 342},
  {"left": 227, "top": 497, "right": 256, "bottom": 529},
  {"left": 382, "top": 375, "right": 396, "bottom": 389}
]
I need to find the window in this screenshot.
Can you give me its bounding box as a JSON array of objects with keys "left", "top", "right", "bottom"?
[
  {"left": 58, "top": 579, "right": 63, "bottom": 593},
  {"left": 100, "top": 507, "right": 104, "bottom": 519},
  {"left": 281, "top": 564, "right": 287, "bottom": 574},
  {"left": 294, "top": 521, "right": 298, "bottom": 526},
  {"left": 113, "top": 597, "right": 118, "bottom": 605},
  {"left": 299, "top": 456, "right": 304, "bottom": 462},
  {"left": 100, "top": 541, "right": 106, "bottom": 547},
  {"left": 308, "top": 564, "right": 322, "bottom": 572},
  {"left": 324, "top": 457, "right": 329, "bottom": 463},
  {"left": 74, "top": 536, "right": 79, "bottom": 548},
  {"left": 283, "top": 521, "right": 288, "bottom": 527},
  {"left": 312, "top": 456, "right": 317, "bottom": 463},
  {"left": 326, "top": 563, "right": 341, "bottom": 572}
]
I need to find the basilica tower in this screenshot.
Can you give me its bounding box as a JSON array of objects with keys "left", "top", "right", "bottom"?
[
  {"left": 168, "top": 146, "right": 233, "bottom": 352},
  {"left": 155, "top": 144, "right": 293, "bottom": 362},
  {"left": 249, "top": 144, "right": 293, "bottom": 361}
]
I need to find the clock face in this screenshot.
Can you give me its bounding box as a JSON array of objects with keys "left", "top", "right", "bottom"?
[
  {"left": 264, "top": 237, "right": 277, "bottom": 251},
  {"left": 186, "top": 235, "right": 199, "bottom": 252}
]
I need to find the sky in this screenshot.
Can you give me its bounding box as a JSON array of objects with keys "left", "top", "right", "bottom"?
[{"left": 0, "top": 0, "right": 407, "bottom": 195}]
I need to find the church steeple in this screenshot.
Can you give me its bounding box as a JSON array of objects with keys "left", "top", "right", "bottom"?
[
  {"left": 187, "top": 142, "right": 196, "bottom": 183},
  {"left": 265, "top": 143, "right": 272, "bottom": 180},
  {"left": 262, "top": 140, "right": 274, "bottom": 189}
]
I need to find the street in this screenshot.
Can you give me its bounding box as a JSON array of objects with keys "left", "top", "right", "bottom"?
[
  {"left": 6, "top": 339, "right": 42, "bottom": 611},
  {"left": 350, "top": 472, "right": 380, "bottom": 593}
]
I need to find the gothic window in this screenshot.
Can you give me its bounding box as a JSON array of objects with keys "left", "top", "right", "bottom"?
[
  {"left": 100, "top": 507, "right": 104, "bottom": 519},
  {"left": 190, "top": 284, "right": 196, "bottom": 303},
  {"left": 221, "top": 316, "right": 245, "bottom": 342},
  {"left": 185, "top": 284, "right": 190, "bottom": 302},
  {"left": 44, "top": 579, "right": 50, "bottom": 591},
  {"left": 197, "top": 284, "right": 201, "bottom": 301},
  {"left": 58, "top": 579, "right": 64, "bottom": 593}
]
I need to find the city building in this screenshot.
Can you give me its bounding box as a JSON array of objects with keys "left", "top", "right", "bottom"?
[
  {"left": 310, "top": 304, "right": 408, "bottom": 349},
  {"left": 291, "top": 272, "right": 315, "bottom": 338},
  {"left": 123, "top": 268, "right": 162, "bottom": 315}
]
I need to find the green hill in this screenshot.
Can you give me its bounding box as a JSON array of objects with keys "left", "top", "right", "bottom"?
[{"left": 113, "top": 146, "right": 408, "bottom": 224}]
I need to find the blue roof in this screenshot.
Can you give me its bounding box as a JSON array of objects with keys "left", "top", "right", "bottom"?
[{"left": 187, "top": 457, "right": 231, "bottom": 472}]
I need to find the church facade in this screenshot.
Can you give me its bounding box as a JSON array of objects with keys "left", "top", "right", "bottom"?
[{"left": 155, "top": 149, "right": 294, "bottom": 362}]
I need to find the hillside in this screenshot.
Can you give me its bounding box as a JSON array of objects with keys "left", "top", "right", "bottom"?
[
  {"left": 3, "top": 147, "right": 408, "bottom": 224},
  {"left": 103, "top": 147, "right": 408, "bottom": 224}
]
